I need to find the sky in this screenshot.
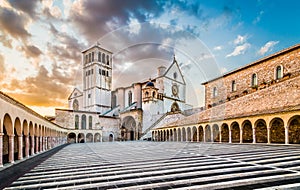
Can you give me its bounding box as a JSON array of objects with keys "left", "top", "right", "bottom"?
[{"left": 0, "top": 0, "right": 300, "bottom": 116}]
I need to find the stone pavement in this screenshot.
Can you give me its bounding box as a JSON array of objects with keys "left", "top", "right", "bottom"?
[{"left": 3, "top": 142, "right": 300, "bottom": 190}]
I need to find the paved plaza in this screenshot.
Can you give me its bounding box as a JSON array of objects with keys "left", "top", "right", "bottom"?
[{"left": 3, "top": 142, "right": 300, "bottom": 189}]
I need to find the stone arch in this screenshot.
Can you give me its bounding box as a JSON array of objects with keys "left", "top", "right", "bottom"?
[
  {"left": 78, "top": 133, "right": 85, "bottom": 143},
  {"left": 212, "top": 124, "right": 220, "bottom": 142},
  {"left": 288, "top": 115, "right": 300, "bottom": 144},
  {"left": 121, "top": 116, "right": 136, "bottom": 141},
  {"left": 242, "top": 120, "right": 253, "bottom": 143},
  {"left": 14, "top": 117, "right": 22, "bottom": 160},
  {"left": 198, "top": 126, "right": 204, "bottom": 142},
  {"left": 86, "top": 133, "right": 93, "bottom": 143},
  {"left": 3, "top": 114, "right": 13, "bottom": 164},
  {"left": 192, "top": 126, "right": 197, "bottom": 142},
  {"left": 67, "top": 132, "right": 76, "bottom": 143},
  {"left": 109, "top": 133, "right": 114, "bottom": 142},
  {"left": 270, "top": 117, "right": 285, "bottom": 143},
  {"left": 254, "top": 119, "right": 267, "bottom": 143},
  {"left": 3, "top": 114, "right": 13, "bottom": 135},
  {"left": 173, "top": 128, "right": 177, "bottom": 141},
  {"left": 182, "top": 128, "right": 186, "bottom": 141},
  {"left": 205, "top": 125, "right": 211, "bottom": 142},
  {"left": 177, "top": 128, "right": 181, "bottom": 142},
  {"left": 171, "top": 102, "right": 180, "bottom": 112},
  {"left": 94, "top": 133, "right": 101, "bottom": 142},
  {"left": 231, "top": 122, "right": 240, "bottom": 143},
  {"left": 221, "top": 123, "right": 229, "bottom": 142},
  {"left": 187, "top": 127, "right": 191, "bottom": 141}
]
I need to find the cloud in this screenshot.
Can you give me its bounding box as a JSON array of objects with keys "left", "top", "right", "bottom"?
[
  {"left": 0, "top": 54, "right": 5, "bottom": 80},
  {"left": 226, "top": 43, "right": 251, "bottom": 57},
  {"left": 0, "top": 7, "right": 31, "bottom": 42},
  {"left": 20, "top": 45, "right": 43, "bottom": 58},
  {"left": 234, "top": 35, "right": 247, "bottom": 45},
  {"left": 0, "top": 34, "right": 12, "bottom": 48},
  {"left": 213, "top": 46, "right": 222, "bottom": 51},
  {"left": 258, "top": 41, "right": 279, "bottom": 55},
  {"left": 253, "top": 11, "right": 264, "bottom": 24},
  {"left": 7, "top": 0, "right": 39, "bottom": 18}
]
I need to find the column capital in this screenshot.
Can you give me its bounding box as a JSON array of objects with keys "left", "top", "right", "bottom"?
[{"left": 8, "top": 134, "right": 15, "bottom": 137}]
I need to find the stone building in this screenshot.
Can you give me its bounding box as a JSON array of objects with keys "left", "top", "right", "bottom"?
[
  {"left": 153, "top": 43, "right": 300, "bottom": 145},
  {"left": 55, "top": 44, "right": 193, "bottom": 142}
]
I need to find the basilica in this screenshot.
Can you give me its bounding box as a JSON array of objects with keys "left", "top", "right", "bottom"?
[{"left": 54, "top": 44, "right": 194, "bottom": 142}]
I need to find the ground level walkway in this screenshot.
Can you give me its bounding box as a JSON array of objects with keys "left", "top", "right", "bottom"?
[{"left": 3, "top": 142, "right": 300, "bottom": 189}]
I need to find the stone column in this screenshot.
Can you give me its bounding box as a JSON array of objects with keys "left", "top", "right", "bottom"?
[
  {"left": 31, "top": 135, "right": 35, "bottom": 155},
  {"left": 211, "top": 129, "right": 214, "bottom": 143},
  {"left": 0, "top": 133, "right": 3, "bottom": 167},
  {"left": 253, "top": 127, "right": 256, "bottom": 144},
  {"left": 181, "top": 130, "right": 183, "bottom": 142},
  {"left": 203, "top": 130, "right": 206, "bottom": 142},
  {"left": 267, "top": 127, "right": 271, "bottom": 144},
  {"left": 229, "top": 129, "right": 232, "bottom": 143},
  {"left": 35, "top": 136, "right": 39, "bottom": 153},
  {"left": 18, "top": 135, "right": 23, "bottom": 160},
  {"left": 197, "top": 129, "right": 199, "bottom": 142},
  {"left": 25, "top": 135, "right": 29, "bottom": 158},
  {"left": 285, "top": 126, "right": 289, "bottom": 144},
  {"left": 39, "top": 136, "right": 43, "bottom": 152},
  {"left": 219, "top": 129, "right": 222, "bottom": 143},
  {"left": 8, "top": 135, "right": 14, "bottom": 163},
  {"left": 240, "top": 129, "right": 243, "bottom": 143}
]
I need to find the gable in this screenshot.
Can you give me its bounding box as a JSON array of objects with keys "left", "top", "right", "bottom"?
[
  {"left": 68, "top": 88, "right": 83, "bottom": 100},
  {"left": 163, "top": 58, "right": 185, "bottom": 84}
]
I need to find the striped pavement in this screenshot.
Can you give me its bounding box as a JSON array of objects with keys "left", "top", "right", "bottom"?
[{"left": 4, "top": 142, "right": 300, "bottom": 190}]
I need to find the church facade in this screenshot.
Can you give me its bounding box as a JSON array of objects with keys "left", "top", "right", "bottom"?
[{"left": 55, "top": 44, "right": 192, "bottom": 142}]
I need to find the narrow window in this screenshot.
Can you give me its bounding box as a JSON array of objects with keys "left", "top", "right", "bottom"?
[
  {"left": 91, "top": 69, "right": 93, "bottom": 74},
  {"left": 231, "top": 80, "right": 236, "bottom": 92},
  {"left": 99, "top": 69, "right": 101, "bottom": 74},
  {"left": 213, "top": 87, "right": 217, "bottom": 97},
  {"left": 92, "top": 52, "right": 94, "bottom": 61},
  {"left": 75, "top": 115, "right": 79, "bottom": 129},
  {"left": 102, "top": 70, "right": 106, "bottom": 75},
  {"left": 276, "top": 66, "right": 283, "bottom": 79},
  {"left": 88, "top": 94, "right": 91, "bottom": 98},
  {"left": 85, "top": 55, "right": 88, "bottom": 64},
  {"left": 128, "top": 91, "right": 132, "bottom": 105},
  {"left": 89, "top": 116, "right": 92, "bottom": 129},
  {"left": 102, "top": 53, "right": 105, "bottom": 63},
  {"left": 152, "top": 91, "right": 156, "bottom": 97},
  {"left": 106, "top": 71, "right": 109, "bottom": 77},
  {"left": 252, "top": 73, "right": 257, "bottom": 86},
  {"left": 98, "top": 52, "right": 101, "bottom": 62},
  {"left": 88, "top": 53, "right": 91, "bottom": 62},
  {"left": 107, "top": 55, "right": 109, "bottom": 65},
  {"left": 81, "top": 115, "right": 86, "bottom": 129}
]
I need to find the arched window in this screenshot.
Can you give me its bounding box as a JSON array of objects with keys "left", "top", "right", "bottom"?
[
  {"left": 75, "top": 115, "right": 79, "bottom": 129},
  {"left": 275, "top": 65, "right": 283, "bottom": 79},
  {"left": 89, "top": 116, "right": 92, "bottom": 129},
  {"left": 171, "top": 102, "right": 180, "bottom": 112},
  {"left": 106, "top": 55, "right": 110, "bottom": 65},
  {"left": 73, "top": 99, "right": 79, "bottom": 111},
  {"left": 81, "top": 115, "right": 86, "bottom": 129},
  {"left": 128, "top": 91, "right": 132, "bottom": 105},
  {"left": 213, "top": 87, "right": 217, "bottom": 97},
  {"left": 252, "top": 73, "right": 257, "bottom": 86},
  {"left": 102, "top": 53, "right": 105, "bottom": 63},
  {"left": 145, "top": 91, "right": 149, "bottom": 97},
  {"left": 231, "top": 80, "right": 236, "bottom": 92},
  {"left": 88, "top": 53, "right": 91, "bottom": 62},
  {"left": 98, "top": 52, "right": 101, "bottom": 62},
  {"left": 92, "top": 52, "right": 94, "bottom": 61},
  {"left": 152, "top": 91, "right": 156, "bottom": 98}
]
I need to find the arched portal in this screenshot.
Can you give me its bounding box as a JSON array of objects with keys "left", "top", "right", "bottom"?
[
  {"left": 212, "top": 124, "right": 220, "bottom": 142},
  {"left": 270, "top": 118, "right": 285, "bottom": 144},
  {"left": 121, "top": 116, "right": 136, "bottom": 141},
  {"left": 198, "top": 126, "right": 203, "bottom": 142},
  {"left": 78, "top": 133, "right": 85, "bottom": 143},
  {"left": 3, "top": 114, "right": 13, "bottom": 164},
  {"left": 109, "top": 133, "right": 114, "bottom": 142},
  {"left": 242, "top": 120, "right": 253, "bottom": 143},
  {"left": 86, "top": 133, "right": 93, "bottom": 143},
  {"left": 231, "top": 122, "right": 240, "bottom": 143},
  {"left": 177, "top": 128, "right": 182, "bottom": 142},
  {"left": 205, "top": 125, "right": 211, "bottom": 142},
  {"left": 221, "top": 123, "right": 229, "bottom": 142},
  {"left": 173, "top": 128, "right": 177, "bottom": 141},
  {"left": 255, "top": 119, "right": 267, "bottom": 143},
  {"left": 67, "top": 133, "right": 76, "bottom": 143},
  {"left": 288, "top": 115, "right": 300, "bottom": 144},
  {"left": 187, "top": 127, "right": 191, "bottom": 141},
  {"left": 182, "top": 128, "right": 186, "bottom": 141},
  {"left": 94, "top": 133, "right": 101, "bottom": 142},
  {"left": 192, "top": 126, "right": 197, "bottom": 142}
]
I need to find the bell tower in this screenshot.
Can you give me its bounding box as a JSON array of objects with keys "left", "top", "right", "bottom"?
[{"left": 82, "top": 43, "right": 112, "bottom": 113}]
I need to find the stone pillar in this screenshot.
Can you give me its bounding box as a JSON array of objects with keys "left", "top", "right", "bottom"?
[
  {"left": 35, "top": 136, "right": 39, "bottom": 153},
  {"left": 219, "top": 129, "right": 222, "bottom": 143},
  {"left": 8, "top": 135, "right": 14, "bottom": 163},
  {"left": 39, "top": 137, "right": 43, "bottom": 152},
  {"left": 31, "top": 135, "right": 35, "bottom": 155},
  {"left": 25, "top": 135, "right": 29, "bottom": 158},
  {"left": 44, "top": 137, "right": 47, "bottom": 150},
  {"left": 173, "top": 130, "right": 175, "bottom": 142},
  {"left": 285, "top": 126, "right": 289, "bottom": 144},
  {"left": 267, "top": 127, "right": 271, "bottom": 144},
  {"left": 229, "top": 129, "right": 232, "bottom": 143},
  {"left": 240, "top": 129, "right": 243, "bottom": 143},
  {"left": 0, "top": 133, "right": 3, "bottom": 167},
  {"left": 203, "top": 130, "right": 206, "bottom": 142},
  {"left": 18, "top": 135, "right": 23, "bottom": 160},
  {"left": 253, "top": 127, "right": 256, "bottom": 144},
  {"left": 211, "top": 129, "right": 214, "bottom": 143},
  {"left": 181, "top": 130, "right": 183, "bottom": 142},
  {"left": 197, "top": 129, "right": 199, "bottom": 142}
]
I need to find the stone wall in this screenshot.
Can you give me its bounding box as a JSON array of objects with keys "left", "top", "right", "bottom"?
[{"left": 204, "top": 45, "right": 300, "bottom": 109}]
